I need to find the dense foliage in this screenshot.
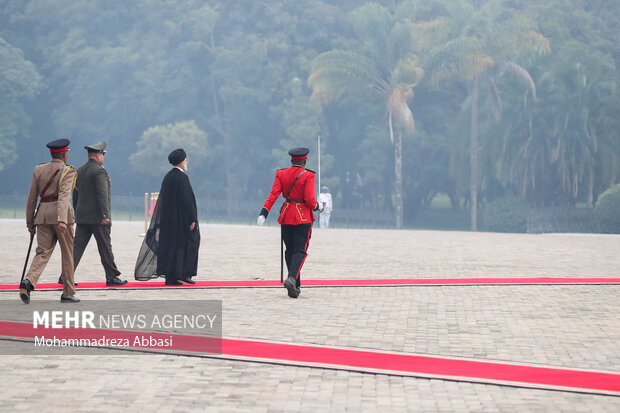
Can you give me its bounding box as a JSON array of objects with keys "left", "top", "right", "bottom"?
[
  {"left": 482, "top": 195, "right": 528, "bottom": 233},
  {"left": 1, "top": 0, "right": 618, "bottom": 228},
  {"left": 594, "top": 183, "right": 620, "bottom": 233}
]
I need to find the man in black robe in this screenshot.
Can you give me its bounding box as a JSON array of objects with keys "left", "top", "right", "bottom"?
[{"left": 134, "top": 149, "right": 200, "bottom": 285}]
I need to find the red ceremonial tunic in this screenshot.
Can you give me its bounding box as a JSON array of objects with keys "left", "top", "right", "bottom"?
[{"left": 263, "top": 166, "right": 318, "bottom": 225}]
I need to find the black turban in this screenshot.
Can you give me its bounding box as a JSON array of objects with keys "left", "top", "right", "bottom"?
[{"left": 168, "top": 148, "right": 186, "bottom": 165}]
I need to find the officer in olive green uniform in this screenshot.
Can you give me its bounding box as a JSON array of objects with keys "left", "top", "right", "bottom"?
[
  {"left": 20, "top": 139, "right": 79, "bottom": 304},
  {"left": 61, "top": 141, "right": 126, "bottom": 286}
]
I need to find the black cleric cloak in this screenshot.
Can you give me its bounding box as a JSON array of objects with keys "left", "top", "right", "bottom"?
[{"left": 134, "top": 168, "right": 200, "bottom": 281}]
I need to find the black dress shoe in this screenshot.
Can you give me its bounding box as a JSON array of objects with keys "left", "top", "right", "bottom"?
[
  {"left": 58, "top": 275, "right": 78, "bottom": 286},
  {"left": 165, "top": 280, "right": 183, "bottom": 285},
  {"left": 60, "top": 295, "right": 80, "bottom": 303},
  {"left": 106, "top": 277, "right": 128, "bottom": 286},
  {"left": 181, "top": 277, "right": 195, "bottom": 284},
  {"left": 19, "top": 279, "right": 33, "bottom": 304},
  {"left": 284, "top": 277, "right": 298, "bottom": 298},
  {"left": 297, "top": 287, "right": 301, "bottom": 296}
]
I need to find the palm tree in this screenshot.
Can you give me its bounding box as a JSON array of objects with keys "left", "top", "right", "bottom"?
[
  {"left": 423, "top": 5, "right": 549, "bottom": 229},
  {"left": 516, "top": 43, "right": 619, "bottom": 206},
  {"left": 308, "top": 4, "right": 424, "bottom": 229}
]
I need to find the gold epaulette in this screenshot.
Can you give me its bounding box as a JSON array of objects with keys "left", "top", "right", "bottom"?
[{"left": 59, "top": 165, "right": 77, "bottom": 191}]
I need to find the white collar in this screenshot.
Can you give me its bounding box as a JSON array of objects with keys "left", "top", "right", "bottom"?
[{"left": 174, "top": 166, "right": 185, "bottom": 173}]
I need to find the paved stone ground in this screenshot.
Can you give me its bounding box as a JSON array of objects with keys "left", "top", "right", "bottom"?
[{"left": 1, "top": 219, "right": 619, "bottom": 411}]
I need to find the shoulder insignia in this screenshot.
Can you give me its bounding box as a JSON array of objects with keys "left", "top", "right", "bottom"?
[
  {"left": 276, "top": 168, "right": 286, "bottom": 171},
  {"left": 305, "top": 169, "right": 316, "bottom": 174},
  {"left": 59, "top": 165, "right": 77, "bottom": 190}
]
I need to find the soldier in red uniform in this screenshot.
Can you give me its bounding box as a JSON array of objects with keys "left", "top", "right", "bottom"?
[{"left": 257, "top": 147, "right": 321, "bottom": 298}]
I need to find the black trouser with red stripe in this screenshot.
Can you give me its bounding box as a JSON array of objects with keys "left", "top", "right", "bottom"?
[{"left": 281, "top": 223, "right": 312, "bottom": 288}]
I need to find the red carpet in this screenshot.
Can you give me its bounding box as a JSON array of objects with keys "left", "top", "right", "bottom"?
[
  {"left": 1, "top": 321, "right": 618, "bottom": 396},
  {"left": 1, "top": 277, "right": 619, "bottom": 291}
]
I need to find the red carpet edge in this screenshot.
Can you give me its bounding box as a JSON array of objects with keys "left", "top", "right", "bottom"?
[
  {"left": 1, "top": 277, "right": 619, "bottom": 291},
  {"left": 0, "top": 321, "right": 618, "bottom": 397}
]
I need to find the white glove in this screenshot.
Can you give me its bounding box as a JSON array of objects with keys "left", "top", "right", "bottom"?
[{"left": 257, "top": 215, "right": 266, "bottom": 226}]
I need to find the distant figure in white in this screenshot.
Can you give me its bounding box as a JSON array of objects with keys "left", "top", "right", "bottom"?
[{"left": 318, "top": 186, "right": 333, "bottom": 228}]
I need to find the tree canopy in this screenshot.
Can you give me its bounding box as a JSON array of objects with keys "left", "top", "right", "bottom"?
[{"left": 1, "top": 0, "right": 618, "bottom": 227}]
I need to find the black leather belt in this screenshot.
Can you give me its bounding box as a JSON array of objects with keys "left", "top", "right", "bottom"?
[{"left": 286, "top": 198, "right": 304, "bottom": 204}]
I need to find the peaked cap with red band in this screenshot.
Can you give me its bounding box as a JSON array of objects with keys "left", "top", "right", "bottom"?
[
  {"left": 288, "top": 147, "right": 309, "bottom": 160},
  {"left": 46, "top": 139, "right": 70, "bottom": 153}
]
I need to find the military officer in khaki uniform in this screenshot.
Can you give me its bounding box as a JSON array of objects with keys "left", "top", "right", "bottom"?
[
  {"left": 59, "top": 141, "right": 126, "bottom": 286},
  {"left": 20, "top": 139, "right": 80, "bottom": 303}
]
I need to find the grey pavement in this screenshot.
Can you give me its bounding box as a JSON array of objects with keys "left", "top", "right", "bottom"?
[{"left": 0, "top": 219, "right": 619, "bottom": 411}]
